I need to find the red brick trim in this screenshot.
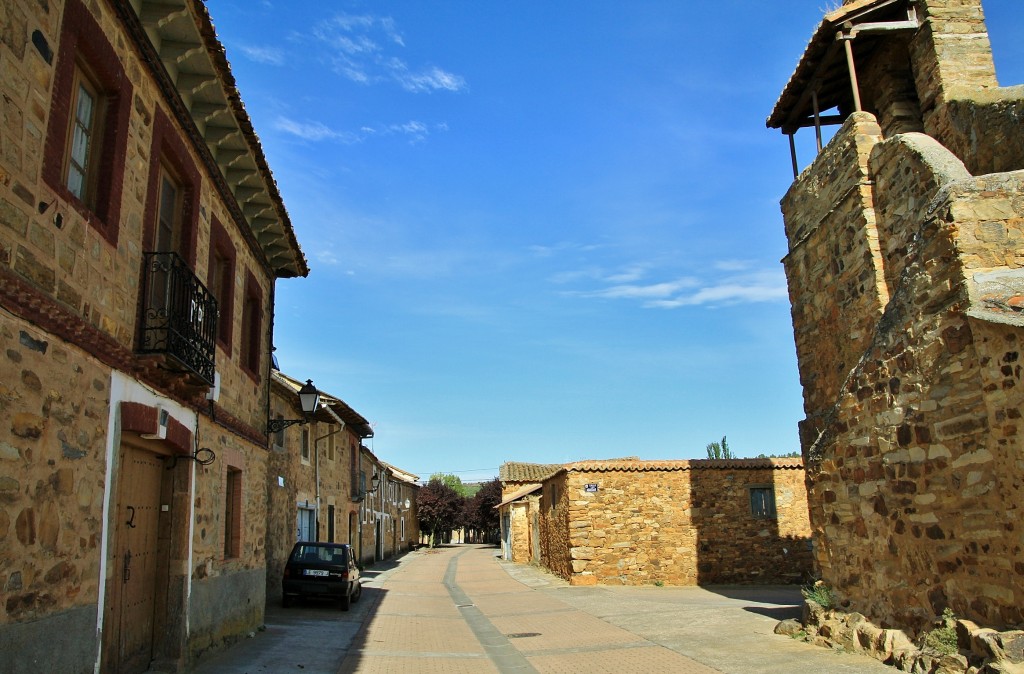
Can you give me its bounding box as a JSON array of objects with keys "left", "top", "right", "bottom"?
[
  {"left": 240, "top": 270, "right": 263, "bottom": 383},
  {"left": 165, "top": 416, "right": 192, "bottom": 456},
  {"left": 118, "top": 401, "right": 193, "bottom": 456},
  {"left": 142, "top": 108, "right": 202, "bottom": 266},
  {"left": 41, "top": 0, "right": 131, "bottom": 246},
  {"left": 1, "top": 267, "right": 269, "bottom": 448},
  {"left": 121, "top": 401, "right": 159, "bottom": 435},
  {"left": 207, "top": 216, "right": 236, "bottom": 355}
]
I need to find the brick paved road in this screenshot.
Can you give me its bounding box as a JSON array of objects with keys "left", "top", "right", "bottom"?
[{"left": 197, "top": 544, "right": 895, "bottom": 673}]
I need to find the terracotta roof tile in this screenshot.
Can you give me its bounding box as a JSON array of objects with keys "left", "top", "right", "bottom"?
[
  {"left": 562, "top": 457, "right": 804, "bottom": 473},
  {"left": 499, "top": 462, "right": 564, "bottom": 483}
]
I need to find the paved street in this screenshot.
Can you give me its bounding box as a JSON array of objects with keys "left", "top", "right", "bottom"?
[{"left": 195, "top": 544, "right": 893, "bottom": 673}]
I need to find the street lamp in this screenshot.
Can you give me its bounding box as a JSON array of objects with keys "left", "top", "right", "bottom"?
[{"left": 267, "top": 379, "right": 320, "bottom": 434}]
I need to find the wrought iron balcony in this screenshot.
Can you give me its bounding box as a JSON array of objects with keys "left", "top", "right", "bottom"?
[{"left": 138, "top": 251, "right": 217, "bottom": 385}]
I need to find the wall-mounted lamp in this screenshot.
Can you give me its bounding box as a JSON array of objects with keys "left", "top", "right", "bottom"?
[
  {"left": 368, "top": 472, "right": 380, "bottom": 494},
  {"left": 266, "top": 379, "right": 320, "bottom": 434}
]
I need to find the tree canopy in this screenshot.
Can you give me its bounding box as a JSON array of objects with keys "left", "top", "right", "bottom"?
[
  {"left": 417, "top": 477, "right": 463, "bottom": 546},
  {"left": 706, "top": 436, "right": 733, "bottom": 459}
]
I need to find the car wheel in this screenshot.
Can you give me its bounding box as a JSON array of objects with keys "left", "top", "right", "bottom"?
[{"left": 352, "top": 583, "right": 362, "bottom": 604}]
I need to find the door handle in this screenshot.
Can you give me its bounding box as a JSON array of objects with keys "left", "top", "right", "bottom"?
[
  {"left": 123, "top": 549, "right": 132, "bottom": 584},
  {"left": 126, "top": 505, "right": 136, "bottom": 528}
]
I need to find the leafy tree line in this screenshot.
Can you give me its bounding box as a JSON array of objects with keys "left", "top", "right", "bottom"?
[
  {"left": 416, "top": 474, "right": 502, "bottom": 547},
  {"left": 706, "top": 435, "right": 800, "bottom": 459}
]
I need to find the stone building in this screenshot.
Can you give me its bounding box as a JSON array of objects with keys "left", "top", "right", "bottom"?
[
  {"left": 0, "top": 0, "right": 308, "bottom": 671},
  {"left": 352, "top": 447, "right": 420, "bottom": 566},
  {"left": 500, "top": 459, "right": 812, "bottom": 586},
  {"left": 265, "top": 370, "right": 374, "bottom": 602},
  {"left": 497, "top": 461, "right": 562, "bottom": 563},
  {"left": 768, "top": 0, "right": 1024, "bottom": 633}
]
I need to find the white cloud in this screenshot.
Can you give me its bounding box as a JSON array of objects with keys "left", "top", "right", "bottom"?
[
  {"left": 395, "top": 66, "right": 467, "bottom": 93},
  {"left": 312, "top": 13, "right": 465, "bottom": 92},
  {"left": 557, "top": 257, "right": 788, "bottom": 310},
  {"left": 647, "top": 280, "right": 788, "bottom": 308},
  {"left": 575, "top": 278, "right": 699, "bottom": 300},
  {"left": 274, "top": 116, "right": 445, "bottom": 145},
  {"left": 238, "top": 44, "right": 285, "bottom": 65},
  {"left": 273, "top": 117, "right": 345, "bottom": 141}
]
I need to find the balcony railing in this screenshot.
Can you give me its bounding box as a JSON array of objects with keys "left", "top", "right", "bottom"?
[{"left": 138, "top": 251, "right": 217, "bottom": 385}]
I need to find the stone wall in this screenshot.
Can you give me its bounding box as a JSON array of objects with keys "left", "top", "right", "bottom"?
[
  {"left": 0, "top": 313, "right": 108, "bottom": 672},
  {"left": 783, "top": 103, "right": 1024, "bottom": 636},
  {"left": 781, "top": 113, "right": 889, "bottom": 448},
  {"left": 802, "top": 159, "right": 1024, "bottom": 632},
  {"left": 0, "top": 0, "right": 276, "bottom": 434},
  {"left": 0, "top": 0, "right": 304, "bottom": 668},
  {"left": 538, "top": 473, "right": 571, "bottom": 581},
  {"left": 536, "top": 460, "right": 812, "bottom": 587}
]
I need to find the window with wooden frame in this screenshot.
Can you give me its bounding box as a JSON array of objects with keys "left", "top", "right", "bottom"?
[
  {"left": 240, "top": 272, "right": 263, "bottom": 378},
  {"left": 207, "top": 217, "right": 236, "bottom": 353},
  {"left": 65, "top": 64, "right": 104, "bottom": 205},
  {"left": 155, "top": 163, "right": 183, "bottom": 255},
  {"left": 224, "top": 467, "right": 242, "bottom": 558},
  {"left": 42, "top": 0, "right": 132, "bottom": 244},
  {"left": 144, "top": 109, "right": 201, "bottom": 264},
  {"left": 749, "top": 485, "right": 777, "bottom": 519}
]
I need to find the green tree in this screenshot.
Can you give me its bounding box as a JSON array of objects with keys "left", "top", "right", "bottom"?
[
  {"left": 706, "top": 436, "right": 733, "bottom": 459},
  {"left": 417, "top": 477, "right": 464, "bottom": 547},
  {"left": 755, "top": 451, "right": 802, "bottom": 458},
  {"left": 430, "top": 472, "right": 469, "bottom": 497}
]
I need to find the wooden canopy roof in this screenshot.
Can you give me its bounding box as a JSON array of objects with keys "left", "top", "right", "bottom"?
[{"left": 766, "top": 0, "right": 920, "bottom": 135}]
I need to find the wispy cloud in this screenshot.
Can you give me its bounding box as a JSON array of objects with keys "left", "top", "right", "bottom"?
[
  {"left": 312, "top": 12, "right": 466, "bottom": 93},
  {"left": 556, "top": 256, "right": 787, "bottom": 309},
  {"left": 274, "top": 116, "right": 445, "bottom": 144},
  {"left": 238, "top": 44, "right": 285, "bottom": 65},
  {"left": 394, "top": 65, "right": 466, "bottom": 93},
  {"left": 273, "top": 117, "right": 346, "bottom": 141}
]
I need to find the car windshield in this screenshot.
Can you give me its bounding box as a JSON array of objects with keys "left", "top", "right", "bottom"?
[{"left": 291, "top": 544, "right": 346, "bottom": 564}]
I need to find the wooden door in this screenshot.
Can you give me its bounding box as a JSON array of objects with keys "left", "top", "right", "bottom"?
[{"left": 104, "top": 446, "right": 163, "bottom": 673}]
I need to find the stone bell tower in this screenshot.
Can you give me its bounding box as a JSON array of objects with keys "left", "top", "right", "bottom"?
[{"left": 767, "top": 0, "right": 1024, "bottom": 638}]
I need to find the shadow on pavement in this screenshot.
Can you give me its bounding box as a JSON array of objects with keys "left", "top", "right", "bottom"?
[{"left": 742, "top": 604, "right": 802, "bottom": 621}]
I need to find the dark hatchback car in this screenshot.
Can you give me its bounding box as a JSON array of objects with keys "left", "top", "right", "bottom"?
[{"left": 282, "top": 542, "right": 362, "bottom": 610}]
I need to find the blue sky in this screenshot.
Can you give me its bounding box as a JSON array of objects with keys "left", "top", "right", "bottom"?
[{"left": 206, "top": 1, "right": 1024, "bottom": 481}]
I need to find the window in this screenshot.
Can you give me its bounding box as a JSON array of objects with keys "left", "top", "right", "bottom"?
[
  {"left": 143, "top": 109, "right": 200, "bottom": 263},
  {"left": 43, "top": 0, "right": 131, "bottom": 244},
  {"left": 749, "top": 486, "right": 777, "bottom": 519},
  {"left": 401, "top": 516, "right": 405, "bottom": 542},
  {"left": 65, "top": 66, "right": 103, "bottom": 204},
  {"left": 240, "top": 272, "right": 263, "bottom": 378},
  {"left": 207, "top": 217, "right": 236, "bottom": 352},
  {"left": 300, "top": 428, "right": 310, "bottom": 463},
  {"left": 224, "top": 468, "right": 242, "bottom": 558}
]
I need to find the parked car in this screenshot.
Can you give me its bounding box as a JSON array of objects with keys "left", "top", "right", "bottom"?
[{"left": 282, "top": 542, "right": 362, "bottom": 609}]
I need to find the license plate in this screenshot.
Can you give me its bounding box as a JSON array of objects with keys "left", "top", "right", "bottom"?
[{"left": 304, "top": 569, "right": 329, "bottom": 577}]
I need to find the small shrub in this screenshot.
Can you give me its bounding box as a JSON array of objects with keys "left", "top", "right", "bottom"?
[
  {"left": 801, "top": 580, "right": 837, "bottom": 609},
  {"left": 922, "top": 608, "right": 958, "bottom": 656},
  {"left": 654, "top": 580, "right": 664, "bottom": 587}
]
